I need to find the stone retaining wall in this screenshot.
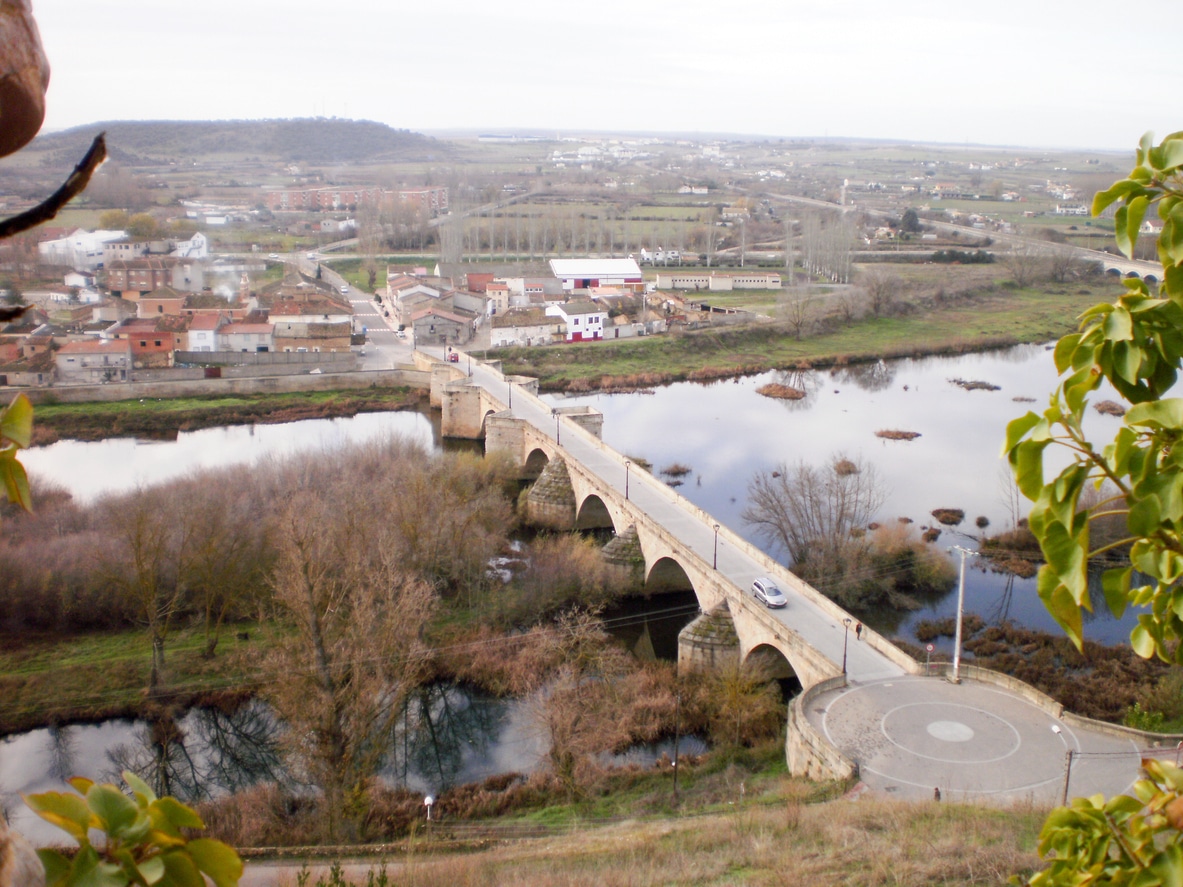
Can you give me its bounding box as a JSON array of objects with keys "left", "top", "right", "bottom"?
[
  {"left": 16, "top": 369, "right": 428, "bottom": 404},
  {"left": 787, "top": 675, "right": 858, "bottom": 781}
]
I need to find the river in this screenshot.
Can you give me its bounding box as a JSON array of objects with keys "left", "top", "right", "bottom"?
[{"left": 19, "top": 344, "right": 1137, "bottom": 646}]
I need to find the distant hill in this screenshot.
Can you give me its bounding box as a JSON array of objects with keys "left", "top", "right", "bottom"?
[{"left": 29, "top": 118, "right": 449, "bottom": 167}]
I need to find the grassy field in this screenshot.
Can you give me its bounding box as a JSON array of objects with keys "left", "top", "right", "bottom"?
[
  {"left": 491, "top": 280, "right": 1113, "bottom": 389},
  {"left": 0, "top": 624, "right": 279, "bottom": 734},
  {"left": 31, "top": 387, "right": 424, "bottom": 443},
  {"left": 284, "top": 795, "right": 1047, "bottom": 886}
]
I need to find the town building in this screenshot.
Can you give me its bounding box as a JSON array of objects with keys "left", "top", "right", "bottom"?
[
  {"left": 54, "top": 337, "right": 132, "bottom": 384},
  {"left": 490, "top": 307, "right": 555, "bottom": 348},
  {"left": 549, "top": 258, "right": 644, "bottom": 294},
  {"left": 546, "top": 300, "right": 608, "bottom": 342}
]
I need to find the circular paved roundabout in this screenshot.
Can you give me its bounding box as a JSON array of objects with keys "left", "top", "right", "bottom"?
[{"left": 814, "top": 677, "right": 1142, "bottom": 804}]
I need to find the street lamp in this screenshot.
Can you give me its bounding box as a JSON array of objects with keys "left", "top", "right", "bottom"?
[
  {"left": 625, "top": 460, "right": 631, "bottom": 500},
  {"left": 950, "top": 546, "right": 972, "bottom": 684},
  {"left": 508, "top": 380, "right": 513, "bottom": 409},
  {"left": 552, "top": 408, "right": 560, "bottom": 444},
  {"left": 712, "top": 524, "right": 720, "bottom": 569},
  {"left": 842, "top": 617, "right": 852, "bottom": 675}
]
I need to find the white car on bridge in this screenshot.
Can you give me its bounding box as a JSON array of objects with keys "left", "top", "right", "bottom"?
[{"left": 751, "top": 577, "right": 787, "bottom": 609}]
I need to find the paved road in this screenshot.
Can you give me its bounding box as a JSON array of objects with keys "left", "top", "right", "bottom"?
[{"left": 809, "top": 675, "right": 1143, "bottom": 804}]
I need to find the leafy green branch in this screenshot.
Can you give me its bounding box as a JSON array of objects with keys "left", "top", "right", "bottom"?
[
  {"left": 24, "top": 770, "right": 242, "bottom": 887},
  {"left": 1004, "top": 131, "right": 1183, "bottom": 663},
  {"left": 0, "top": 392, "right": 33, "bottom": 511}
]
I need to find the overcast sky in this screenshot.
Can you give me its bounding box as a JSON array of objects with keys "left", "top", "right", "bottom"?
[{"left": 30, "top": 0, "right": 1179, "bottom": 152}]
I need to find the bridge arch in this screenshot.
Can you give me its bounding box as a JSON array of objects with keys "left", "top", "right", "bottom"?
[
  {"left": 744, "top": 643, "right": 804, "bottom": 697},
  {"left": 1106, "top": 266, "right": 1122, "bottom": 276},
  {"left": 646, "top": 556, "right": 697, "bottom": 596},
  {"left": 523, "top": 447, "right": 549, "bottom": 480},
  {"left": 478, "top": 409, "right": 497, "bottom": 438},
  {"left": 575, "top": 493, "right": 616, "bottom": 531}
]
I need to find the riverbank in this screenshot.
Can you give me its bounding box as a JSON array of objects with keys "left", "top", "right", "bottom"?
[
  {"left": 0, "top": 625, "right": 279, "bottom": 734},
  {"left": 28, "top": 387, "right": 425, "bottom": 444},
  {"left": 490, "top": 281, "right": 1110, "bottom": 391}
]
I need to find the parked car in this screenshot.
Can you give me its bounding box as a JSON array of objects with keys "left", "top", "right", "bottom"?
[
  {"left": 268, "top": 253, "right": 279, "bottom": 259},
  {"left": 751, "top": 577, "right": 787, "bottom": 609}
]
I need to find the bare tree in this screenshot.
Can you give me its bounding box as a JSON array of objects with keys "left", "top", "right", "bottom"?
[
  {"left": 861, "top": 268, "right": 901, "bottom": 317},
  {"left": 1001, "top": 242, "right": 1048, "bottom": 287},
  {"left": 779, "top": 294, "right": 815, "bottom": 340},
  {"left": 534, "top": 610, "right": 631, "bottom": 798},
  {"left": 99, "top": 486, "right": 196, "bottom": 694},
  {"left": 266, "top": 490, "right": 436, "bottom": 841},
  {"left": 742, "top": 454, "right": 886, "bottom": 593},
  {"left": 1047, "top": 243, "right": 1082, "bottom": 283}
]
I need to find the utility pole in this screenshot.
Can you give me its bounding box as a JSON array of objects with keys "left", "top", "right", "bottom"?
[{"left": 672, "top": 693, "right": 681, "bottom": 805}]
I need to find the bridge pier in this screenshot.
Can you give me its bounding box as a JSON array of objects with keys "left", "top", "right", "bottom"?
[
  {"left": 677, "top": 601, "right": 739, "bottom": 675},
  {"left": 524, "top": 457, "right": 577, "bottom": 529},
  {"left": 600, "top": 526, "right": 645, "bottom": 586},
  {"left": 438, "top": 381, "right": 485, "bottom": 439}
]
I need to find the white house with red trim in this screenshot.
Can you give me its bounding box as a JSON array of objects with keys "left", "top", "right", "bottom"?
[{"left": 545, "top": 300, "right": 608, "bottom": 342}]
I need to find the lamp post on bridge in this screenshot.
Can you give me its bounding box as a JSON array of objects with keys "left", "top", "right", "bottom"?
[
  {"left": 625, "top": 460, "right": 631, "bottom": 500},
  {"left": 842, "top": 617, "right": 852, "bottom": 676},
  {"left": 552, "top": 408, "right": 560, "bottom": 445},
  {"left": 712, "top": 524, "right": 720, "bottom": 569}
]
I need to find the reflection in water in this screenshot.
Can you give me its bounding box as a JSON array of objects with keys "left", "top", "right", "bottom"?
[
  {"left": 46, "top": 726, "right": 75, "bottom": 783},
  {"left": 387, "top": 684, "right": 511, "bottom": 790},
  {"left": 830, "top": 359, "right": 896, "bottom": 393},
  {"left": 106, "top": 701, "right": 287, "bottom": 803}
]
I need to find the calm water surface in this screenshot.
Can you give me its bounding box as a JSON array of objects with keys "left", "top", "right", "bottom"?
[{"left": 549, "top": 343, "right": 1138, "bottom": 646}]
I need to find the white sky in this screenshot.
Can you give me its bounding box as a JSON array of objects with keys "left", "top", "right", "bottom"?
[{"left": 29, "top": 0, "right": 1181, "bottom": 151}]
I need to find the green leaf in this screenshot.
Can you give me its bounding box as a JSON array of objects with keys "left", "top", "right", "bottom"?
[
  {"left": 24, "top": 790, "right": 95, "bottom": 842},
  {"left": 87, "top": 783, "right": 140, "bottom": 837},
  {"left": 1147, "top": 843, "right": 1183, "bottom": 887},
  {"left": 1012, "top": 439, "right": 1050, "bottom": 501},
  {"left": 135, "top": 854, "right": 166, "bottom": 885},
  {"left": 1102, "top": 568, "right": 1130, "bottom": 619},
  {"left": 0, "top": 448, "right": 32, "bottom": 512},
  {"left": 122, "top": 771, "right": 156, "bottom": 807},
  {"left": 1128, "top": 494, "right": 1164, "bottom": 538},
  {"left": 1161, "top": 137, "right": 1183, "bottom": 171},
  {"left": 37, "top": 849, "right": 73, "bottom": 886},
  {"left": 0, "top": 393, "right": 33, "bottom": 448},
  {"left": 1093, "top": 179, "right": 1144, "bottom": 216},
  {"left": 1103, "top": 306, "right": 1134, "bottom": 342},
  {"left": 1039, "top": 567, "right": 1084, "bottom": 649},
  {"left": 1127, "top": 398, "right": 1183, "bottom": 430},
  {"left": 1003, "top": 412, "right": 1042, "bottom": 455},
  {"left": 160, "top": 852, "right": 205, "bottom": 887},
  {"left": 149, "top": 796, "right": 204, "bottom": 832},
  {"left": 1131, "top": 621, "right": 1157, "bottom": 658},
  {"left": 184, "top": 839, "right": 243, "bottom": 887}
]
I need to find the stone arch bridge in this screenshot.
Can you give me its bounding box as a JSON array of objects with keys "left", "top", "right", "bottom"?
[{"left": 427, "top": 357, "right": 914, "bottom": 703}]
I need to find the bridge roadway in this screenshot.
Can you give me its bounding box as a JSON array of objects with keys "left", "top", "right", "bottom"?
[{"left": 434, "top": 351, "right": 1157, "bottom": 805}]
